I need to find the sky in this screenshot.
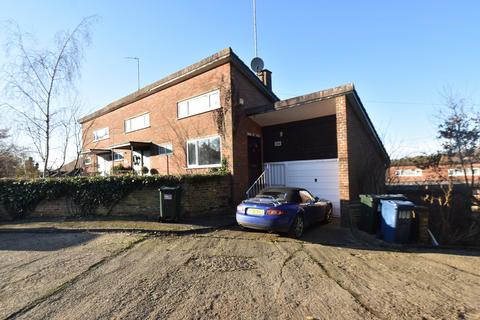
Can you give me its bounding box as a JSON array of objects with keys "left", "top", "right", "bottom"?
[{"left": 0, "top": 0, "right": 479, "bottom": 162}]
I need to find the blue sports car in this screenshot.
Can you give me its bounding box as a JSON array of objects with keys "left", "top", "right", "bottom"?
[{"left": 236, "top": 187, "right": 333, "bottom": 238}]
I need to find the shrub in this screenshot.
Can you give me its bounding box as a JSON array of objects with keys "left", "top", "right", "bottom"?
[{"left": 0, "top": 172, "right": 230, "bottom": 219}]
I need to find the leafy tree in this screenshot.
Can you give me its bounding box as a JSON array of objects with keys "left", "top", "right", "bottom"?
[{"left": 0, "top": 128, "right": 24, "bottom": 177}]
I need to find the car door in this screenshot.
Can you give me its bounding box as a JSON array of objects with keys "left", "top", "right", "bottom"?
[
  {"left": 300, "top": 190, "right": 325, "bottom": 224},
  {"left": 299, "top": 190, "right": 318, "bottom": 226}
]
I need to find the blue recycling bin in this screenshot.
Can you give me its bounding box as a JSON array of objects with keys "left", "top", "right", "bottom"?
[{"left": 380, "top": 200, "right": 415, "bottom": 243}]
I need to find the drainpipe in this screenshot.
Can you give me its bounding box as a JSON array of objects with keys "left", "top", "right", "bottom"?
[{"left": 130, "top": 145, "right": 134, "bottom": 174}]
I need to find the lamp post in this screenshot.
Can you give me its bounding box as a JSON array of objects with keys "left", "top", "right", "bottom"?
[{"left": 125, "top": 56, "right": 140, "bottom": 91}]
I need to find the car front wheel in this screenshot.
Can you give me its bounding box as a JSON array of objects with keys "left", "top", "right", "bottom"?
[{"left": 289, "top": 215, "right": 304, "bottom": 238}]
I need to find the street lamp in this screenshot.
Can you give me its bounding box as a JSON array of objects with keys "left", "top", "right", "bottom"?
[{"left": 125, "top": 56, "right": 140, "bottom": 91}]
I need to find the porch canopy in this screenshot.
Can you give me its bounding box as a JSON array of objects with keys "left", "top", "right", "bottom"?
[
  {"left": 82, "top": 148, "right": 110, "bottom": 155},
  {"left": 246, "top": 89, "right": 337, "bottom": 127},
  {"left": 108, "top": 141, "right": 153, "bottom": 150},
  {"left": 83, "top": 141, "right": 154, "bottom": 157}
]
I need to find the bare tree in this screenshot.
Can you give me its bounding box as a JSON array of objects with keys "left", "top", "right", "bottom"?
[{"left": 1, "top": 16, "right": 98, "bottom": 176}]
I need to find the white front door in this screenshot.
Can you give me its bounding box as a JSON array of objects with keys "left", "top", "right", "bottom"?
[
  {"left": 132, "top": 150, "right": 151, "bottom": 175},
  {"left": 265, "top": 159, "right": 341, "bottom": 217},
  {"left": 97, "top": 154, "right": 111, "bottom": 176}
]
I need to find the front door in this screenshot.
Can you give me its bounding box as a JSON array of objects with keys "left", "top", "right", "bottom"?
[
  {"left": 97, "top": 154, "right": 111, "bottom": 176},
  {"left": 248, "top": 136, "right": 262, "bottom": 185},
  {"left": 132, "top": 149, "right": 151, "bottom": 175}
]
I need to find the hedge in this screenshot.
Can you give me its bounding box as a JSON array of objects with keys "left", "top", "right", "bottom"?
[{"left": 0, "top": 172, "right": 231, "bottom": 219}]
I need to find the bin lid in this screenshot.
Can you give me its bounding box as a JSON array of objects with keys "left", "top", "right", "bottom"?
[
  {"left": 380, "top": 199, "right": 415, "bottom": 209},
  {"left": 159, "top": 186, "right": 181, "bottom": 191}
]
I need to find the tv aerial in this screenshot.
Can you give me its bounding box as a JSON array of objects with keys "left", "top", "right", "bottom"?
[{"left": 250, "top": 0, "right": 264, "bottom": 73}]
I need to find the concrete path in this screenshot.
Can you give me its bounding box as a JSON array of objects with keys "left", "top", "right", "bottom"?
[{"left": 1, "top": 222, "right": 479, "bottom": 319}]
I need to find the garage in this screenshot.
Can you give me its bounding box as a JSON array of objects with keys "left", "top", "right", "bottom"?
[{"left": 265, "top": 159, "right": 340, "bottom": 216}]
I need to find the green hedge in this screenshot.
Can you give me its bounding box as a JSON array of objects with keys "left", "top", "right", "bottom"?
[{"left": 0, "top": 173, "right": 230, "bottom": 219}]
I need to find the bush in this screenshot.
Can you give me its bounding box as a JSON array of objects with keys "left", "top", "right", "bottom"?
[{"left": 0, "top": 172, "right": 230, "bottom": 219}]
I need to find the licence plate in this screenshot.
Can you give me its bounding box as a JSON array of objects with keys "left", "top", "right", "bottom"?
[{"left": 247, "top": 208, "right": 264, "bottom": 215}]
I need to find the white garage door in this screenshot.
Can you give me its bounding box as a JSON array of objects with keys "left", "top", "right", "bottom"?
[{"left": 265, "top": 159, "right": 340, "bottom": 217}]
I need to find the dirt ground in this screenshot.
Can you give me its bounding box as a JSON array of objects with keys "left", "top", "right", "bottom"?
[{"left": 1, "top": 223, "right": 479, "bottom": 320}]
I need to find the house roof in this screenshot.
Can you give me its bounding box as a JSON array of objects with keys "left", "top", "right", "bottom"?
[{"left": 79, "top": 48, "right": 278, "bottom": 123}]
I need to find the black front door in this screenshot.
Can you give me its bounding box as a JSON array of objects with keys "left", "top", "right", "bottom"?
[{"left": 248, "top": 136, "right": 262, "bottom": 185}]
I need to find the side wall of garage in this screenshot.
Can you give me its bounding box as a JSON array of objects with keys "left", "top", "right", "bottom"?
[{"left": 345, "top": 96, "right": 387, "bottom": 198}]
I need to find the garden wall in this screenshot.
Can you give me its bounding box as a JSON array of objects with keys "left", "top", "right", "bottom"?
[{"left": 0, "top": 174, "right": 232, "bottom": 221}]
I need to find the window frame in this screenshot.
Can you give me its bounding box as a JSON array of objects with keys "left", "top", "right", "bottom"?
[
  {"left": 113, "top": 152, "right": 124, "bottom": 161},
  {"left": 124, "top": 112, "right": 150, "bottom": 133},
  {"left": 395, "top": 169, "right": 423, "bottom": 177},
  {"left": 448, "top": 168, "right": 480, "bottom": 177},
  {"left": 158, "top": 142, "right": 173, "bottom": 156},
  {"left": 93, "top": 127, "right": 109, "bottom": 142},
  {"left": 186, "top": 135, "right": 222, "bottom": 168},
  {"left": 84, "top": 156, "right": 92, "bottom": 165},
  {"left": 177, "top": 89, "right": 221, "bottom": 119}
]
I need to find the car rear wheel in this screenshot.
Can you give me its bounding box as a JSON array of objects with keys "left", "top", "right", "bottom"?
[{"left": 289, "top": 215, "right": 304, "bottom": 238}]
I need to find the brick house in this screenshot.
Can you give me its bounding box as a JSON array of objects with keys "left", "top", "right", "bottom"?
[
  {"left": 79, "top": 48, "right": 389, "bottom": 218},
  {"left": 388, "top": 162, "right": 480, "bottom": 185}
]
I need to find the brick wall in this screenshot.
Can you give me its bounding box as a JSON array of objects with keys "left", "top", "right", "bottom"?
[
  {"left": 230, "top": 66, "right": 275, "bottom": 204},
  {"left": 82, "top": 63, "right": 233, "bottom": 175},
  {"left": 1, "top": 176, "right": 232, "bottom": 220},
  {"left": 335, "top": 95, "right": 351, "bottom": 225},
  {"left": 337, "top": 95, "right": 388, "bottom": 226},
  {"left": 345, "top": 97, "right": 387, "bottom": 198}
]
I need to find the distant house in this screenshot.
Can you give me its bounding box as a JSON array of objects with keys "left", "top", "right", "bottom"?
[
  {"left": 388, "top": 157, "right": 480, "bottom": 185},
  {"left": 79, "top": 48, "right": 388, "bottom": 217}
]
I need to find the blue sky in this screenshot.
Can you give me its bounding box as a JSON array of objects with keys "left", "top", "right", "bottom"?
[{"left": 1, "top": 0, "right": 479, "bottom": 159}]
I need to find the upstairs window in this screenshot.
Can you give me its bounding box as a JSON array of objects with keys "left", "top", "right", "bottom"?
[
  {"left": 93, "top": 127, "right": 109, "bottom": 141},
  {"left": 177, "top": 90, "right": 220, "bottom": 118},
  {"left": 84, "top": 156, "right": 92, "bottom": 165},
  {"left": 187, "top": 136, "right": 221, "bottom": 168},
  {"left": 448, "top": 168, "right": 480, "bottom": 176},
  {"left": 395, "top": 169, "right": 422, "bottom": 177},
  {"left": 125, "top": 113, "right": 150, "bottom": 133}
]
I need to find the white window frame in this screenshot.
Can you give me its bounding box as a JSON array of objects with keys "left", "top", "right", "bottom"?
[
  {"left": 84, "top": 156, "right": 92, "bottom": 165},
  {"left": 113, "top": 152, "right": 124, "bottom": 161},
  {"left": 177, "top": 89, "right": 221, "bottom": 119},
  {"left": 93, "top": 127, "right": 109, "bottom": 142},
  {"left": 186, "top": 135, "right": 222, "bottom": 168},
  {"left": 395, "top": 169, "right": 422, "bottom": 177},
  {"left": 448, "top": 168, "right": 480, "bottom": 177},
  {"left": 158, "top": 142, "right": 173, "bottom": 156},
  {"left": 124, "top": 113, "right": 150, "bottom": 133}
]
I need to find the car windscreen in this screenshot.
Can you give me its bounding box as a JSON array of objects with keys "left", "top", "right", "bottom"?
[{"left": 257, "top": 191, "right": 287, "bottom": 202}]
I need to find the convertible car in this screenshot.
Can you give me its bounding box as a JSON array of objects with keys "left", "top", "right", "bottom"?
[{"left": 236, "top": 187, "right": 333, "bottom": 238}]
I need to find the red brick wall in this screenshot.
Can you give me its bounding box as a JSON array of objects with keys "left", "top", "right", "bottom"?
[
  {"left": 336, "top": 95, "right": 350, "bottom": 207},
  {"left": 337, "top": 95, "right": 388, "bottom": 225},
  {"left": 345, "top": 97, "right": 387, "bottom": 198},
  {"left": 230, "top": 66, "right": 275, "bottom": 203},
  {"left": 82, "top": 63, "right": 233, "bottom": 175}
]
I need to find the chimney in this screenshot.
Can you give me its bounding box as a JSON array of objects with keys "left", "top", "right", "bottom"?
[{"left": 258, "top": 69, "right": 272, "bottom": 91}]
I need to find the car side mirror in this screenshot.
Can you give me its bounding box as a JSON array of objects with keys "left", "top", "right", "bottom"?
[{"left": 314, "top": 196, "right": 319, "bottom": 202}]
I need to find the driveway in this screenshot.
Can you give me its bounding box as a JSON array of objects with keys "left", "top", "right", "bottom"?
[{"left": 0, "top": 223, "right": 479, "bottom": 319}]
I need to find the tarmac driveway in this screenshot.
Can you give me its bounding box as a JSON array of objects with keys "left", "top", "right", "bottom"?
[{"left": 0, "top": 223, "right": 479, "bottom": 319}]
